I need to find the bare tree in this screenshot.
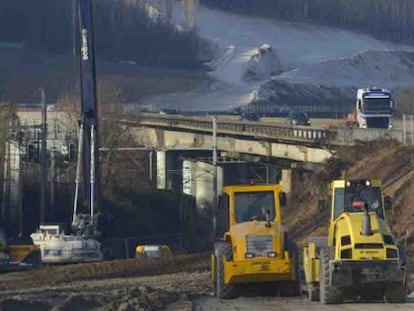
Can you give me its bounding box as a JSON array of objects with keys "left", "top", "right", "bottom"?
[
  {"left": 57, "top": 82, "right": 150, "bottom": 197},
  {"left": 0, "top": 102, "right": 18, "bottom": 219}
]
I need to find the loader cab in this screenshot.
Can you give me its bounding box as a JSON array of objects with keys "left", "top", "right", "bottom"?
[
  {"left": 221, "top": 184, "right": 285, "bottom": 228},
  {"left": 331, "top": 179, "right": 385, "bottom": 220}
]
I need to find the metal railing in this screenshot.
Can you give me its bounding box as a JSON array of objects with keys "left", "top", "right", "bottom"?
[
  {"left": 132, "top": 113, "right": 405, "bottom": 147},
  {"left": 138, "top": 113, "right": 332, "bottom": 145}
]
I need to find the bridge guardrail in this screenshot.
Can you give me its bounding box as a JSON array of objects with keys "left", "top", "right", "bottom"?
[
  {"left": 138, "top": 113, "right": 333, "bottom": 145},
  {"left": 134, "top": 113, "right": 404, "bottom": 146},
  {"left": 332, "top": 127, "right": 403, "bottom": 145}
]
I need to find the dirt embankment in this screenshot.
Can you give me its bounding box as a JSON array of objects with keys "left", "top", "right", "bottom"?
[
  {"left": 0, "top": 271, "right": 211, "bottom": 311},
  {"left": 0, "top": 254, "right": 211, "bottom": 310},
  {"left": 285, "top": 140, "right": 414, "bottom": 252}
]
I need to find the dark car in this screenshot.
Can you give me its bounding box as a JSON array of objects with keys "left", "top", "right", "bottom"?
[
  {"left": 287, "top": 111, "right": 311, "bottom": 126},
  {"left": 239, "top": 112, "right": 261, "bottom": 122},
  {"left": 159, "top": 108, "right": 178, "bottom": 115}
]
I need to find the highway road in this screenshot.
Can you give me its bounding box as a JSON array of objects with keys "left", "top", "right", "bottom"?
[
  {"left": 216, "top": 115, "right": 405, "bottom": 130},
  {"left": 193, "top": 294, "right": 414, "bottom": 311}
]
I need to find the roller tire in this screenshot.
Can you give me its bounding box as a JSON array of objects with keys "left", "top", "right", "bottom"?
[
  {"left": 384, "top": 282, "right": 406, "bottom": 303},
  {"left": 319, "top": 247, "right": 342, "bottom": 304},
  {"left": 279, "top": 241, "right": 302, "bottom": 297},
  {"left": 215, "top": 242, "right": 239, "bottom": 299}
]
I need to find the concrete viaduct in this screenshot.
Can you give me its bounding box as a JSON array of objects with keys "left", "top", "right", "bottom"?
[{"left": 119, "top": 113, "right": 403, "bottom": 211}]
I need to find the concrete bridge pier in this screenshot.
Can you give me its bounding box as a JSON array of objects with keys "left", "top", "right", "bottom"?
[
  {"left": 155, "top": 149, "right": 213, "bottom": 192},
  {"left": 280, "top": 169, "right": 292, "bottom": 194},
  {"left": 280, "top": 169, "right": 293, "bottom": 208}
]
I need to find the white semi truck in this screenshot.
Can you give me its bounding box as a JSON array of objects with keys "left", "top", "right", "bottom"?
[{"left": 353, "top": 88, "right": 394, "bottom": 129}]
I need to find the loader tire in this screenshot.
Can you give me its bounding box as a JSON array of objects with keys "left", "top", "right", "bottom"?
[
  {"left": 215, "top": 242, "right": 239, "bottom": 299},
  {"left": 280, "top": 241, "right": 302, "bottom": 297},
  {"left": 384, "top": 282, "right": 406, "bottom": 303},
  {"left": 319, "top": 247, "right": 342, "bottom": 304},
  {"left": 307, "top": 283, "right": 319, "bottom": 301}
]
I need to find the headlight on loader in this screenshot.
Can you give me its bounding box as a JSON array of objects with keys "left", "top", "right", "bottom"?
[
  {"left": 245, "top": 252, "right": 255, "bottom": 259},
  {"left": 267, "top": 252, "right": 277, "bottom": 258}
]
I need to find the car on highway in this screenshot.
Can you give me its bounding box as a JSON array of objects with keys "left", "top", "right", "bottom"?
[
  {"left": 239, "top": 112, "right": 261, "bottom": 121},
  {"left": 159, "top": 108, "right": 178, "bottom": 115},
  {"left": 287, "top": 111, "right": 311, "bottom": 126}
]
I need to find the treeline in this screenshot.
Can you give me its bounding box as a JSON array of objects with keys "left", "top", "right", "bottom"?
[
  {"left": 1, "top": 0, "right": 201, "bottom": 68},
  {"left": 0, "top": 0, "right": 25, "bottom": 43},
  {"left": 201, "top": 0, "right": 414, "bottom": 43}
]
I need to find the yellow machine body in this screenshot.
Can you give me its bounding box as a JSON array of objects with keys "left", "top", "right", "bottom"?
[
  {"left": 303, "top": 179, "right": 406, "bottom": 303},
  {"left": 211, "top": 184, "right": 300, "bottom": 298},
  {"left": 135, "top": 244, "right": 172, "bottom": 259},
  {"left": 8, "top": 245, "right": 41, "bottom": 264}
]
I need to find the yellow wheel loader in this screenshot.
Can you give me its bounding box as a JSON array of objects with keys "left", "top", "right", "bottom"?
[
  {"left": 303, "top": 179, "right": 407, "bottom": 304},
  {"left": 210, "top": 183, "right": 301, "bottom": 299}
]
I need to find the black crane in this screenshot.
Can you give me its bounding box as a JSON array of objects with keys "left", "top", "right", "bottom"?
[{"left": 72, "top": 0, "right": 100, "bottom": 236}]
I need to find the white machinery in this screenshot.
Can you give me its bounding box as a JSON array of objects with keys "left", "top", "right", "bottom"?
[
  {"left": 355, "top": 87, "right": 394, "bottom": 129},
  {"left": 30, "top": 0, "right": 103, "bottom": 264},
  {"left": 30, "top": 123, "right": 103, "bottom": 264},
  {"left": 31, "top": 224, "right": 102, "bottom": 264}
]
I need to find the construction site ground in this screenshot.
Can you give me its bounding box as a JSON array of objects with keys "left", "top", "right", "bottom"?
[
  {"left": 2, "top": 140, "right": 414, "bottom": 310},
  {"left": 1, "top": 265, "right": 414, "bottom": 310}
]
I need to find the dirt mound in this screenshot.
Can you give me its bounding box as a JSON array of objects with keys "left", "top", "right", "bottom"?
[{"left": 0, "top": 253, "right": 209, "bottom": 291}]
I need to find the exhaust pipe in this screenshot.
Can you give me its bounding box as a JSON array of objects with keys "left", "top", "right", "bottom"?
[
  {"left": 361, "top": 204, "right": 373, "bottom": 236},
  {"left": 265, "top": 210, "right": 271, "bottom": 228}
]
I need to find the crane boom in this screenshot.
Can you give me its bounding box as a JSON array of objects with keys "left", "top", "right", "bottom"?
[
  {"left": 28, "top": 0, "right": 103, "bottom": 264},
  {"left": 73, "top": 0, "right": 99, "bottom": 229}
]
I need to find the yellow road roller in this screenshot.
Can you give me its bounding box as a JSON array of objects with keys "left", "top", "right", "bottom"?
[{"left": 303, "top": 179, "right": 407, "bottom": 303}]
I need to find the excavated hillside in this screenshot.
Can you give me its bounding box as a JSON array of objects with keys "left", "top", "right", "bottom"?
[{"left": 286, "top": 140, "right": 414, "bottom": 255}]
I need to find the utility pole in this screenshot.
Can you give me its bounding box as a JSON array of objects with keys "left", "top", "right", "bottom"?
[
  {"left": 2, "top": 137, "right": 11, "bottom": 229},
  {"left": 212, "top": 116, "right": 218, "bottom": 238},
  {"left": 72, "top": 0, "right": 77, "bottom": 57},
  {"left": 40, "top": 88, "right": 47, "bottom": 224},
  {"left": 50, "top": 147, "right": 55, "bottom": 218}
]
